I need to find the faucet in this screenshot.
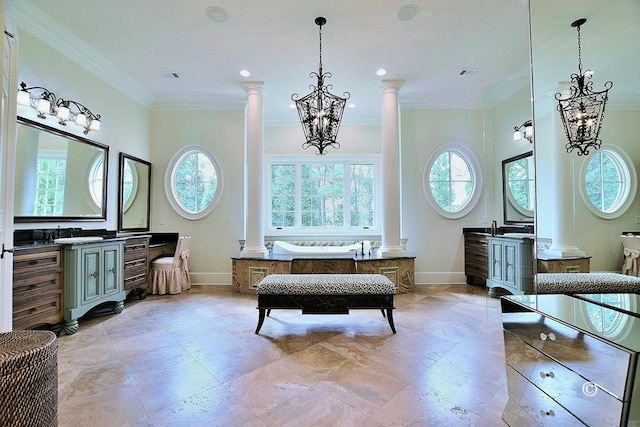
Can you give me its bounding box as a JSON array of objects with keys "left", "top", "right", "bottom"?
[{"left": 491, "top": 220, "right": 498, "bottom": 236}]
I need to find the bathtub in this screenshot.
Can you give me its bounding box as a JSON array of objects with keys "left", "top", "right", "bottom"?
[{"left": 272, "top": 240, "right": 371, "bottom": 256}]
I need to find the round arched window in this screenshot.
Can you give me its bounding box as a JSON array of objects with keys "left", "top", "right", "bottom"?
[
  {"left": 579, "top": 146, "right": 636, "bottom": 219},
  {"left": 88, "top": 155, "right": 104, "bottom": 209},
  {"left": 423, "top": 144, "right": 482, "bottom": 219},
  {"left": 164, "top": 145, "right": 223, "bottom": 220}
]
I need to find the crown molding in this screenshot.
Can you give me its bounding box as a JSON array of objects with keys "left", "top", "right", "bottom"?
[{"left": 11, "top": 1, "right": 156, "bottom": 107}]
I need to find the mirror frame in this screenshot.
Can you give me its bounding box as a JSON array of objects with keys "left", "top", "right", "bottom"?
[
  {"left": 118, "top": 152, "right": 151, "bottom": 232},
  {"left": 14, "top": 116, "right": 109, "bottom": 223},
  {"left": 502, "top": 150, "right": 534, "bottom": 225}
]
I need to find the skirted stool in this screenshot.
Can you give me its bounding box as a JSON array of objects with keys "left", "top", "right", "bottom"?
[{"left": 0, "top": 330, "right": 58, "bottom": 427}]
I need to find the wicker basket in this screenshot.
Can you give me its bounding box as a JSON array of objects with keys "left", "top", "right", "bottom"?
[{"left": 0, "top": 331, "right": 57, "bottom": 427}]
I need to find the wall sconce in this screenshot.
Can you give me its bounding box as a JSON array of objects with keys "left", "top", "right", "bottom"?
[
  {"left": 513, "top": 120, "right": 533, "bottom": 143},
  {"left": 555, "top": 18, "right": 612, "bottom": 156},
  {"left": 17, "top": 82, "right": 101, "bottom": 134}
]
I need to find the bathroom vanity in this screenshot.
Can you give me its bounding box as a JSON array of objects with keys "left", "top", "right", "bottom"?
[
  {"left": 62, "top": 238, "right": 126, "bottom": 335},
  {"left": 487, "top": 234, "right": 534, "bottom": 296}
]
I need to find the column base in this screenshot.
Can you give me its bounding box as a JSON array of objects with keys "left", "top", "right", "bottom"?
[
  {"left": 543, "top": 245, "right": 586, "bottom": 258},
  {"left": 378, "top": 245, "right": 406, "bottom": 257},
  {"left": 240, "top": 247, "right": 269, "bottom": 258}
]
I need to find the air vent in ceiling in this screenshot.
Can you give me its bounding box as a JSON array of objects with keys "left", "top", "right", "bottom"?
[
  {"left": 458, "top": 68, "right": 480, "bottom": 76},
  {"left": 159, "top": 71, "right": 180, "bottom": 79}
]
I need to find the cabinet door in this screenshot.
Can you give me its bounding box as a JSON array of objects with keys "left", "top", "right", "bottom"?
[
  {"left": 503, "top": 241, "right": 518, "bottom": 288},
  {"left": 489, "top": 240, "right": 503, "bottom": 282},
  {"left": 102, "top": 245, "right": 121, "bottom": 296},
  {"left": 81, "top": 247, "right": 101, "bottom": 303}
]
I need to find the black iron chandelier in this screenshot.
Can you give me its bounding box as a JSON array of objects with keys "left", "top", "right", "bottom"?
[
  {"left": 555, "top": 18, "right": 612, "bottom": 156},
  {"left": 292, "top": 17, "right": 350, "bottom": 155}
]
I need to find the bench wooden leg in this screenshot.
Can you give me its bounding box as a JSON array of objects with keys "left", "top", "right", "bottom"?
[
  {"left": 255, "top": 308, "right": 266, "bottom": 334},
  {"left": 386, "top": 308, "right": 396, "bottom": 333}
]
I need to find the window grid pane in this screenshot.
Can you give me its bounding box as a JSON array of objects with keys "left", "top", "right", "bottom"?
[
  {"left": 35, "top": 158, "right": 66, "bottom": 216},
  {"left": 428, "top": 151, "right": 474, "bottom": 213}
]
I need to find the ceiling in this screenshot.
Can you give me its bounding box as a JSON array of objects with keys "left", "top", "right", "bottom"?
[{"left": 10, "top": 0, "right": 532, "bottom": 124}]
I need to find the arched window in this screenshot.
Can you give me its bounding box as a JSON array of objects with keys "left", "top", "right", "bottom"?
[
  {"left": 579, "top": 146, "right": 636, "bottom": 219},
  {"left": 423, "top": 144, "right": 482, "bottom": 219},
  {"left": 165, "top": 145, "right": 223, "bottom": 220},
  {"left": 88, "top": 155, "right": 104, "bottom": 209}
]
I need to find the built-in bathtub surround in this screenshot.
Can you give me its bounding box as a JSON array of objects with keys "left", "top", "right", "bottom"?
[{"left": 232, "top": 252, "right": 415, "bottom": 295}]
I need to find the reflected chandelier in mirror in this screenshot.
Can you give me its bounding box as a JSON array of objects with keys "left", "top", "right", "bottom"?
[
  {"left": 118, "top": 153, "right": 151, "bottom": 232},
  {"left": 502, "top": 151, "right": 534, "bottom": 224},
  {"left": 14, "top": 117, "right": 108, "bottom": 222}
]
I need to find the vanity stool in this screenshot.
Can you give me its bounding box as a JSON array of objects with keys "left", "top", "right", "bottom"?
[{"left": 255, "top": 273, "right": 396, "bottom": 334}]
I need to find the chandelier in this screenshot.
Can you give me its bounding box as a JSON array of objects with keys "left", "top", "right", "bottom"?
[
  {"left": 17, "top": 82, "right": 101, "bottom": 134},
  {"left": 555, "top": 18, "right": 612, "bottom": 156},
  {"left": 292, "top": 17, "right": 350, "bottom": 155}
]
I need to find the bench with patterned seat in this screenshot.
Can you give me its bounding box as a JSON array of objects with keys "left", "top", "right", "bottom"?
[
  {"left": 255, "top": 273, "right": 396, "bottom": 334},
  {"left": 535, "top": 272, "right": 640, "bottom": 294}
]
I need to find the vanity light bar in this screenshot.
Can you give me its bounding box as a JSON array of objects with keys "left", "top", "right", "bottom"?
[{"left": 16, "top": 82, "right": 101, "bottom": 134}]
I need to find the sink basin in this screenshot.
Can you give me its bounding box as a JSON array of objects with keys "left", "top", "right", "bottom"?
[
  {"left": 54, "top": 236, "right": 104, "bottom": 244},
  {"left": 501, "top": 233, "right": 535, "bottom": 239}
]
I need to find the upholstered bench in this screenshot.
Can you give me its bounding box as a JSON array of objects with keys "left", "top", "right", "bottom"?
[
  {"left": 255, "top": 274, "right": 396, "bottom": 334},
  {"left": 535, "top": 272, "right": 640, "bottom": 294}
]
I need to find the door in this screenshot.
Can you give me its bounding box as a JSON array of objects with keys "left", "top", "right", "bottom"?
[
  {"left": 489, "top": 239, "right": 503, "bottom": 282},
  {"left": 102, "top": 245, "right": 120, "bottom": 296},
  {"left": 0, "top": 12, "right": 18, "bottom": 332}
]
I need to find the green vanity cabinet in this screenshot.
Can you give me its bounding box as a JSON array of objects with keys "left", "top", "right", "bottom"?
[
  {"left": 63, "top": 240, "right": 126, "bottom": 335},
  {"left": 487, "top": 236, "right": 533, "bottom": 297}
]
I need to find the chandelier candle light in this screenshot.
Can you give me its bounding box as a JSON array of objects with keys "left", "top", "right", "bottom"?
[
  {"left": 17, "top": 82, "right": 101, "bottom": 134},
  {"left": 555, "top": 18, "right": 612, "bottom": 156},
  {"left": 292, "top": 17, "right": 350, "bottom": 155}
]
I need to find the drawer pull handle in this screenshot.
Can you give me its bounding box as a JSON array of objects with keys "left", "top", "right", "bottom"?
[
  {"left": 90, "top": 271, "right": 98, "bottom": 279},
  {"left": 539, "top": 332, "right": 556, "bottom": 341},
  {"left": 29, "top": 260, "right": 38, "bottom": 265},
  {"left": 29, "top": 307, "right": 37, "bottom": 313},
  {"left": 539, "top": 371, "right": 555, "bottom": 379},
  {"left": 29, "top": 284, "right": 37, "bottom": 289},
  {"left": 540, "top": 409, "right": 555, "bottom": 417}
]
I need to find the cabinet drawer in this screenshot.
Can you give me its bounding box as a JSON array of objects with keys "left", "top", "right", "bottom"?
[
  {"left": 505, "top": 330, "right": 622, "bottom": 426},
  {"left": 506, "top": 365, "right": 584, "bottom": 426},
  {"left": 13, "top": 250, "right": 61, "bottom": 274},
  {"left": 504, "top": 313, "right": 630, "bottom": 400},
  {"left": 124, "top": 271, "right": 147, "bottom": 290},
  {"left": 124, "top": 257, "right": 147, "bottom": 269},
  {"left": 13, "top": 293, "right": 62, "bottom": 329},
  {"left": 13, "top": 272, "right": 62, "bottom": 301}
]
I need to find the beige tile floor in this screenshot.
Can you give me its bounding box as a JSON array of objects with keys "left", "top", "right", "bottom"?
[{"left": 57, "top": 284, "right": 509, "bottom": 426}]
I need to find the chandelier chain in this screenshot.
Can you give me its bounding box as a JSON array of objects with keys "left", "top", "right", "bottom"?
[{"left": 576, "top": 24, "right": 583, "bottom": 75}]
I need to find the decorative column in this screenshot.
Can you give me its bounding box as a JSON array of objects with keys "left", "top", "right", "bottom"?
[
  {"left": 544, "top": 82, "right": 585, "bottom": 258},
  {"left": 378, "top": 80, "right": 405, "bottom": 257},
  {"left": 240, "top": 82, "right": 268, "bottom": 258}
]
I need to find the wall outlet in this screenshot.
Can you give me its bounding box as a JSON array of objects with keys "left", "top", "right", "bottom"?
[
  {"left": 636, "top": 216, "right": 640, "bottom": 224},
  {"left": 159, "top": 217, "right": 165, "bottom": 225}
]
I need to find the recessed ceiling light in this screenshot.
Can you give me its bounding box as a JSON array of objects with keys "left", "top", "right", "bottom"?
[
  {"left": 240, "top": 69, "right": 251, "bottom": 77},
  {"left": 376, "top": 68, "right": 387, "bottom": 76},
  {"left": 159, "top": 71, "right": 180, "bottom": 79},
  {"left": 205, "top": 6, "right": 228, "bottom": 23},
  {"left": 397, "top": 5, "right": 419, "bottom": 21},
  {"left": 348, "top": 103, "right": 356, "bottom": 109},
  {"left": 288, "top": 103, "right": 296, "bottom": 109}
]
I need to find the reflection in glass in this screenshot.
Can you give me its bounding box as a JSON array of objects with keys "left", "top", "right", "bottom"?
[
  {"left": 118, "top": 153, "right": 151, "bottom": 232},
  {"left": 585, "top": 294, "right": 626, "bottom": 336},
  {"left": 15, "top": 117, "right": 108, "bottom": 222},
  {"left": 502, "top": 151, "right": 534, "bottom": 224}
]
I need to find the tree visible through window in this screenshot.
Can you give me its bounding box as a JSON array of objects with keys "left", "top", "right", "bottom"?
[
  {"left": 35, "top": 157, "right": 66, "bottom": 215},
  {"left": 269, "top": 158, "right": 377, "bottom": 231},
  {"left": 423, "top": 144, "right": 482, "bottom": 219},
  {"left": 584, "top": 150, "right": 624, "bottom": 213},
  {"left": 165, "top": 146, "right": 223, "bottom": 220}
]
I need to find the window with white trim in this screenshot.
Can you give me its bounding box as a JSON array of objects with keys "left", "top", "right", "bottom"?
[
  {"left": 34, "top": 154, "right": 66, "bottom": 216},
  {"left": 578, "top": 145, "right": 636, "bottom": 219},
  {"left": 165, "top": 145, "right": 223, "bottom": 220},
  {"left": 423, "top": 144, "right": 482, "bottom": 219},
  {"left": 267, "top": 155, "right": 379, "bottom": 233}
]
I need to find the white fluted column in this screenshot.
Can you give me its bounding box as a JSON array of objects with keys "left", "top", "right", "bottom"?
[
  {"left": 544, "top": 82, "right": 585, "bottom": 257},
  {"left": 379, "top": 80, "right": 405, "bottom": 257},
  {"left": 240, "top": 82, "right": 268, "bottom": 257}
]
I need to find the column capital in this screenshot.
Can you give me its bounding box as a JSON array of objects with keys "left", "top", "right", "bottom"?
[
  {"left": 381, "top": 79, "right": 404, "bottom": 92},
  {"left": 242, "top": 81, "right": 264, "bottom": 93}
]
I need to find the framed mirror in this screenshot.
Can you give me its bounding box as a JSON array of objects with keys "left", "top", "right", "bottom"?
[
  {"left": 15, "top": 117, "right": 108, "bottom": 222},
  {"left": 502, "top": 151, "right": 534, "bottom": 224},
  {"left": 118, "top": 152, "right": 151, "bottom": 232}
]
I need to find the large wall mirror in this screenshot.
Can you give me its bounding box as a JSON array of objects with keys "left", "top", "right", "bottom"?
[
  {"left": 530, "top": 0, "right": 639, "bottom": 271},
  {"left": 502, "top": 151, "right": 534, "bottom": 224},
  {"left": 118, "top": 153, "right": 151, "bottom": 232},
  {"left": 15, "top": 117, "right": 108, "bottom": 222}
]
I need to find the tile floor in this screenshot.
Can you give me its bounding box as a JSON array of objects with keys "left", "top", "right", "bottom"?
[{"left": 57, "top": 284, "right": 509, "bottom": 426}]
